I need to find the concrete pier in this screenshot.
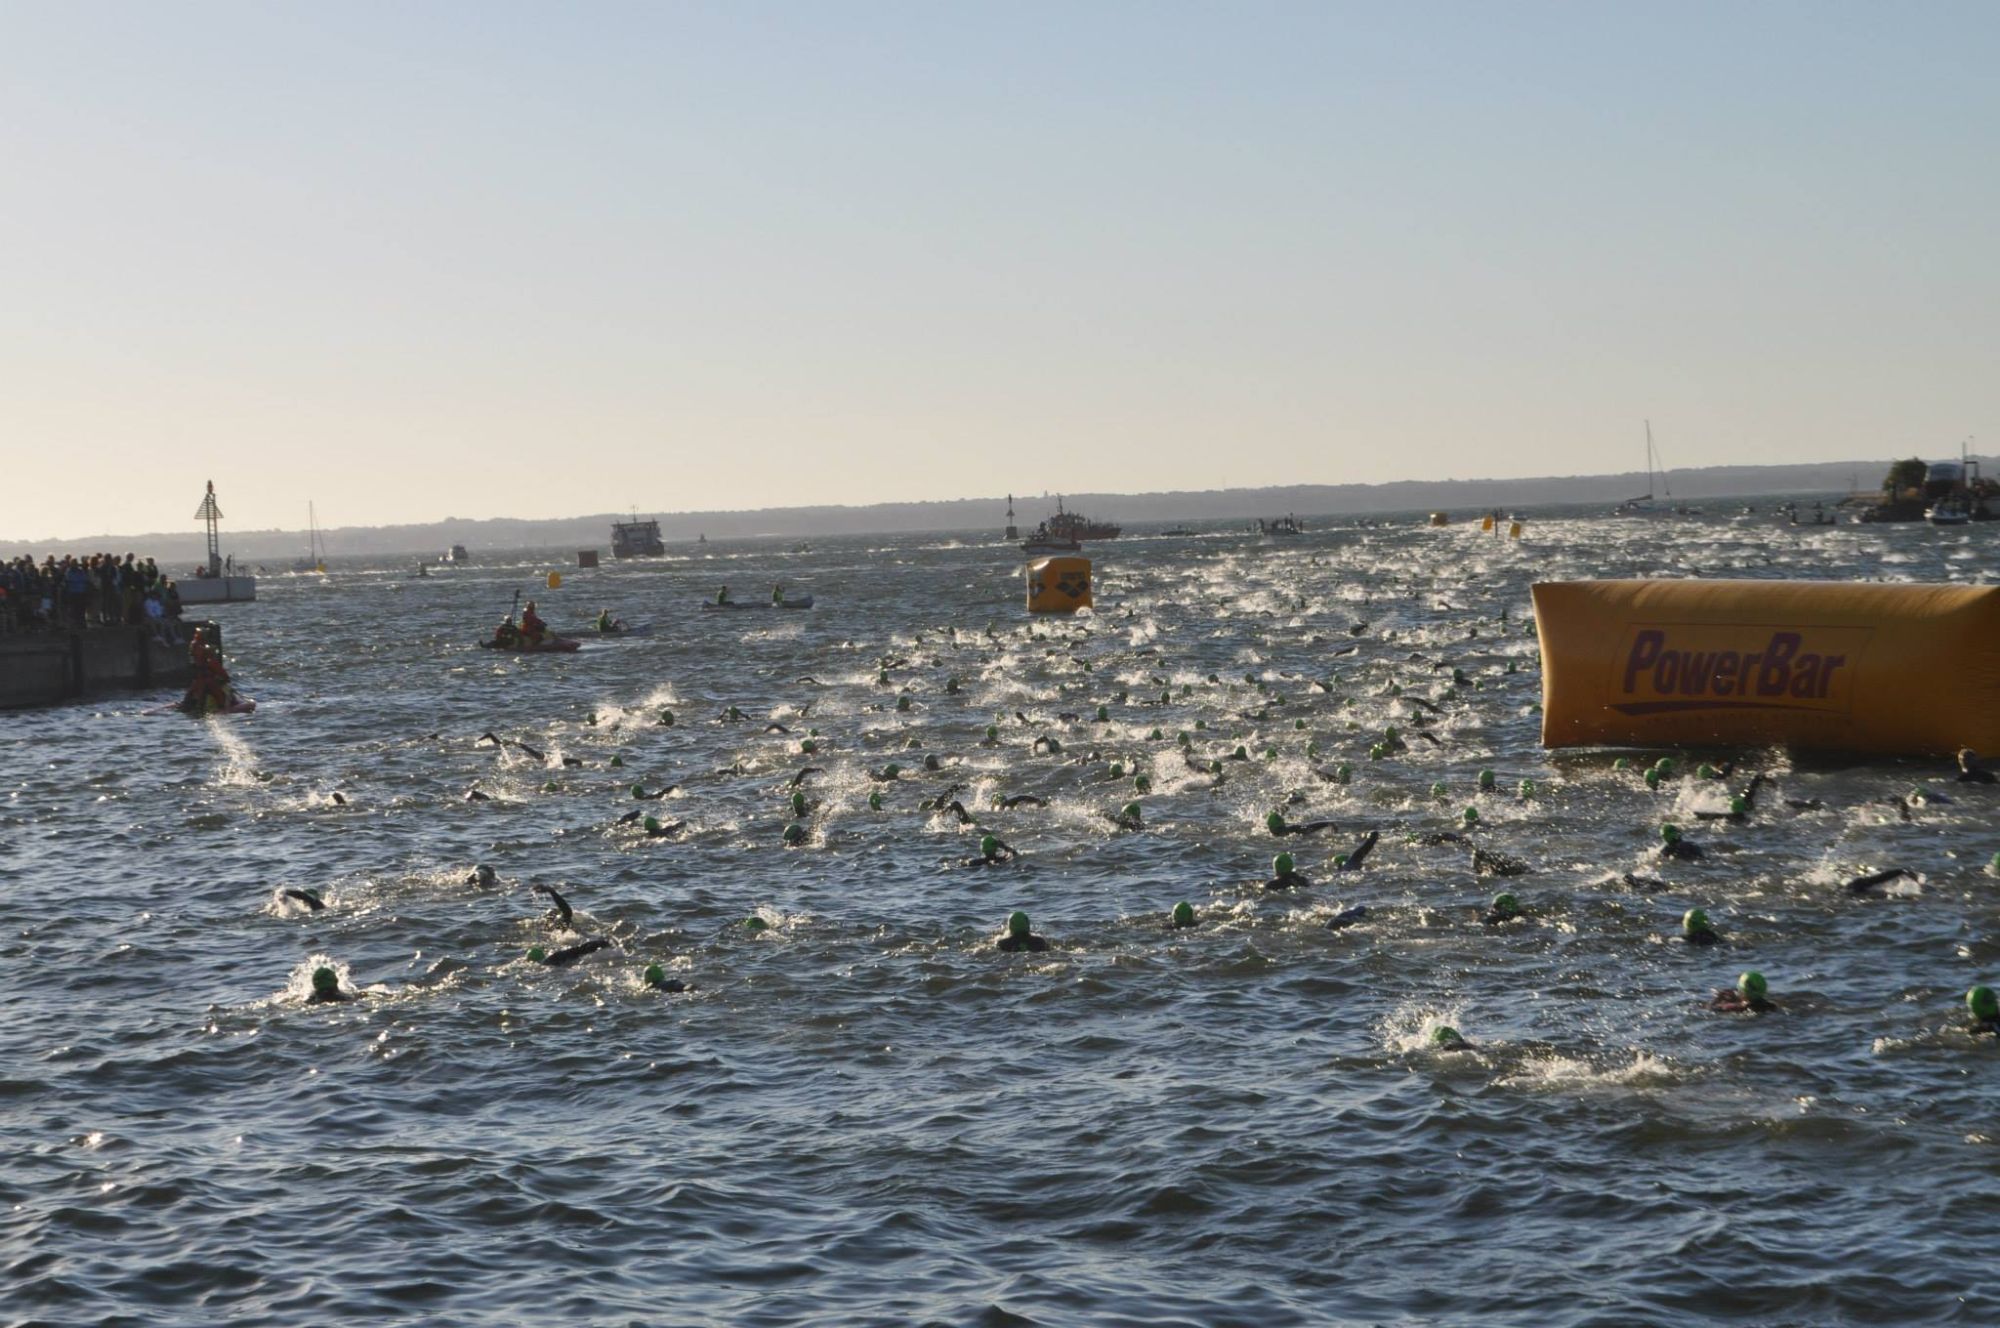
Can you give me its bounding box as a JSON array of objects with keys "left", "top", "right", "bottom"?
[{"left": 0, "top": 624, "right": 212, "bottom": 710}]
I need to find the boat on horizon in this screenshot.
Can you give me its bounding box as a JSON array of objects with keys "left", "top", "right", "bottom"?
[
  {"left": 611, "top": 514, "right": 666, "bottom": 558},
  {"left": 1614, "top": 422, "right": 1684, "bottom": 516},
  {"left": 1039, "top": 496, "right": 1120, "bottom": 542},
  {"left": 291, "top": 502, "right": 328, "bottom": 573}
]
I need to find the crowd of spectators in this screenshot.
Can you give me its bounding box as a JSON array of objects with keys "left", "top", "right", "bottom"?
[{"left": 1, "top": 553, "right": 185, "bottom": 640}]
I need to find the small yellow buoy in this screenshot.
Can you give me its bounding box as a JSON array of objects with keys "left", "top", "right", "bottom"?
[
  {"left": 1508, "top": 521, "right": 1523, "bottom": 540},
  {"left": 546, "top": 571, "right": 562, "bottom": 590},
  {"left": 1480, "top": 515, "right": 1495, "bottom": 533}
]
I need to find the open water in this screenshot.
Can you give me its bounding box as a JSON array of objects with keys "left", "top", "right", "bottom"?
[{"left": 4, "top": 507, "right": 1998, "bottom": 1326}]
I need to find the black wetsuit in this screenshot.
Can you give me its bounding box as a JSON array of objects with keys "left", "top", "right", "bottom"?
[
  {"left": 1709, "top": 991, "right": 1773, "bottom": 1013},
  {"left": 1658, "top": 840, "right": 1704, "bottom": 862},
  {"left": 283, "top": 889, "right": 326, "bottom": 912},
  {"left": 307, "top": 986, "right": 352, "bottom": 1004},
  {"left": 1335, "top": 831, "right": 1379, "bottom": 871},
  {"left": 1000, "top": 795, "right": 1046, "bottom": 809},
  {"left": 1272, "top": 819, "right": 1339, "bottom": 837},
  {"left": 1326, "top": 905, "right": 1369, "bottom": 931},
  {"left": 533, "top": 884, "right": 573, "bottom": 927},
  {"left": 1264, "top": 870, "right": 1312, "bottom": 891},
  {"left": 538, "top": 938, "right": 610, "bottom": 967},
  {"left": 964, "top": 845, "right": 1017, "bottom": 867},
  {"left": 996, "top": 933, "right": 1050, "bottom": 953},
  {"left": 1472, "top": 848, "right": 1528, "bottom": 877},
  {"left": 1846, "top": 867, "right": 1917, "bottom": 895}
]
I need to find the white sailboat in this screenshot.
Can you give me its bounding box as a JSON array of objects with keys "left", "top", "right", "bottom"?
[
  {"left": 292, "top": 503, "right": 328, "bottom": 573},
  {"left": 1614, "top": 422, "right": 1676, "bottom": 516}
]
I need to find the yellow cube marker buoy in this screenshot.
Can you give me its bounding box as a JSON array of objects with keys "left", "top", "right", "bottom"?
[
  {"left": 1428, "top": 512, "right": 1450, "bottom": 527},
  {"left": 546, "top": 571, "right": 562, "bottom": 590},
  {"left": 1480, "top": 514, "right": 1495, "bottom": 533},
  {"left": 1026, "top": 556, "right": 1092, "bottom": 614},
  {"left": 1533, "top": 579, "right": 2000, "bottom": 757},
  {"left": 1508, "top": 521, "right": 1523, "bottom": 540}
]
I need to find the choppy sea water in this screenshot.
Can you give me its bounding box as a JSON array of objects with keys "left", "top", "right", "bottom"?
[{"left": 4, "top": 506, "right": 1998, "bottom": 1327}]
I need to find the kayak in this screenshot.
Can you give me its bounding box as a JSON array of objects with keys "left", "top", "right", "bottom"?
[
  {"left": 700, "top": 596, "right": 814, "bottom": 611},
  {"left": 480, "top": 636, "right": 582, "bottom": 653}
]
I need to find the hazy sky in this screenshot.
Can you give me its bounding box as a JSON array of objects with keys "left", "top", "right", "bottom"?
[{"left": 4, "top": 2, "right": 1995, "bottom": 540}]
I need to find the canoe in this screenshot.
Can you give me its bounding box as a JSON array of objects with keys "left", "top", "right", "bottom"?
[
  {"left": 700, "top": 596, "right": 814, "bottom": 611},
  {"left": 479, "top": 636, "right": 582, "bottom": 653}
]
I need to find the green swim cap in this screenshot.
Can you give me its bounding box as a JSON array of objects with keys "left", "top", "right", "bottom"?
[
  {"left": 1046, "top": 738, "right": 1064, "bottom": 754},
  {"left": 896, "top": 694, "right": 911, "bottom": 711},
  {"left": 1196, "top": 718, "right": 1208, "bottom": 729},
  {"left": 986, "top": 725, "right": 999, "bottom": 741},
  {"left": 743, "top": 916, "right": 769, "bottom": 932},
  {"left": 1970, "top": 985, "right": 1999, "bottom": 1020},
  {"left": 1643, "top": 768, "right": 1662, "bottom": 790},
  {"left": 1660, "top": 823, "right": 1681, "bottom": 843},
  {"left": 311, "top": 966, "right": 339, "bottom": 997},
  {"left": 1477, "top": 769, "right": 1496, "bottom": 790},
  {"left": 1518, "top": 779, "right": 1535, "bottom": 798},
  {"left": 1121, "top": 802, "right": 1141, "bottom": 822},
  {"left": 1336, "top": 764, "right": 1352, "bottom": 783},
  {"left": 609, "top": 755, "right": 624, "bottom": 768},
  {"left": 1264, "top": 746, "right": 1278, "bottom": 759},
  {"left": 1462, "top": 806, "right": 1480, "bottom": 825},
  {"left": 1178, "top": 731, "right": 1192, "bottom": 746},
  {"left": 868, "top": 790, "right": 882, "bottom": 810},
  {"left": 1171, "top": 901, "right": 1195, "bottom": 928},
  {"left": 586, "top": 712, "right": 597, "bottom": 726},
  {"left": 1007, "top": 910, "right": 1031, "bottom": 937},
  {"left": 1730, "top": 795, "right": 1748, "bottom": 815},
  {"left": 1096, "top": 705, "right": 1110, "bottom": 722},
  {"left": 1134, "top": 775, "right": 1150, "bottom": 793},
  {"left": 1432, "top": 1026, "right": 1465, "bottom": 1047},
  {"left": 1295, "top": 719, "right": 1306, "bottom": 730},
  {"left": 1369, "top": 743, "right": 1387, "bottom": 760},
  {"left": 631, "top": 783, "right": 645, "bottom": 799},
  {"left": 1698, "top": 763, "right": 1719, "bottom": 780},
  {"left": 1266, "top": 810, "right": 1287, "bottom": 833},
  {"left": 660, "top": 710, "right": 675, "bottom": 726},
  {"left": 790, "top": 792, "right": 807, "bottom": 816},
  {"left": 1654, "top": 757, "right": 1676, "bottom": 775},
  {"left": 1149, "top": 728, "right": 1164, "bottom": 741},
  {"left": 924, "top": 755, "right": 942, "bottom": 771},
  {"left": 883, "top": 763, "right": 901, "bottom": 778},
  {"left": 1273, "top": 852, "right": 1295, "bottom": 877},
  {"left": 1233, "top": 745, "right": 1248, "bottom": 760},
  {"left": 782, "top": 821, "right": 807, "bottom": 844},
  {"left": 527, "top": 946, "right": 547, "bottom": 963},
  {"left": 1333, "top": 853, "right": 1350, "bottom": 869},
  {"left": 643, "top": 815, "right": 661, "bottom": 833},
  {"left": 1682, "top": 907, "right": 1710, "bottom": 935},
  {"left": 1990, "top": 852, "right": 2000, "bottom": 874},
  {"left": 1737, "top": 970, "right": 1767, "bottom": 1000},
  {"left": 1612, "top": 757, "right": 1630, "bottom": 771},
  {"left": 543, "top": 780, "right": 559, "bottom": 792},
  {"left": 643, "top": 963, "right": 666, "bottom": 987},
  {"left": 1431, "top": 782, "right": 1447, "bottom": 799},
  {"left": 1108, "top": 762, "right": 1124, "bottom": 779},
  {"left": 1491, "top": 892, "right": 1520, "bottom": 917},
  {"left": 981, "top": 834, "right": 1000, "bottom": 858},
  {"left": 1209, "top": 760, "right": 1223, "bottom": 774},
  {"left": 800, "top": 739, "right": 817, "bottom": 754}
]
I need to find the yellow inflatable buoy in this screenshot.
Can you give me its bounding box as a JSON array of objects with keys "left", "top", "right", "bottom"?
[
  {"left": 1508, "top": 521, "right": 1523, "bottom": 540},
  {"left": 1480, "top": 515, "right": 1495, "bottom": 533},
  {"left": 1533, "top": 579, "right": 2000, "bottom": 757},
  {"left": 1026, "top": 556, "right": 1092, "bottom": 614},
  {"left": 546, "top": 571, "right": 562, "bottom": 590}
]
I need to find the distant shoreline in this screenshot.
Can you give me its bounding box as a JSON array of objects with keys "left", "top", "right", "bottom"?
[{"left": 2, "top": 457, "right": 1899, "bottom": 561}]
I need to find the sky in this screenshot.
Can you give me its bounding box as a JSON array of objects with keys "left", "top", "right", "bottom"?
[{"left": 3, "top": 1, "right": 1996, "bottom": 541}]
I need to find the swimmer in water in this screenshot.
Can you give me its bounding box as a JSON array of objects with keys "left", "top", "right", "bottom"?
[
  {"left": 1264, "top": 852, "right": 1310, "bottom": 890},
  {"left": 999, "top": 794, "right": 1046, "bottom": 809},
  {"left": 1955, "top": 748, "right": 1996, "bottom": 785},
  {"left": 282, "top": 888, "right": 326, "bottom": 912},
  {"left": 1266, "top": 810, "right": 1339, "bottom": 837},
  {"left": 1170, "top": 901, "right": 1196, "bottom": 930},
  {"left": 1967, "top": 985, "right": 1999, "bottom": 1035},
  {"left": 1431, "top": 1025, "right": 1469, "bottom": 1049},
  {"left": 1656, "top": 824, "right": 1704, "bottom": 861},
  {"left": 465, "top": 789, "right": 494, "bottom": 802},
  {"left": 308, "top": 966, "right": 352, "bottom": 1003},
  {"left": 1845, "top": 867, "right": 1918, "bottom": 895},
  {"left": 1472, "top": 847, "right": 1529, "bottom": 878},
  {"left": 995, "top": 910, "right": 1050, "bottom": 953},
  {"left": 532, "top": 883, "right": 573, "bottom": 927},
  {"left": 642, "top": 816, "right": 684, "bottom": 838},
  {"left": 528, "top": 937, "right": 610, "bottom": 967},
  {"left": 1332, "top": 830, "right": 1379, "bottom": 872},
  {"left": 631, "top": 784, "right": 675, "bottom": 801},
  {"left": 469, "top": 864, "right": 497, "bottom": 887},
  {"left": 964, "top": 835, "right": 1017, "bottom": 866},
  {"left": 1110, "top": 802, "right": 1144, "bottom": 831},
  {"left": 1709, "top": 970, "right": 1774, "bottom": 1013},
  {"left": 642, "top": 963, "right": 687, "bottom": 993},
  {"left": 1680, "top": 907, "right": 1721, "bottom": 945},
  {"left": 1482, "top": 892, "right": 1524, "bottom": 926},
  {"left": 787, "top": 767, "right": 823, "bottom": 788},
  {"left": 1326, "top": 904, "right": 1369, "bottom": 931}
]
